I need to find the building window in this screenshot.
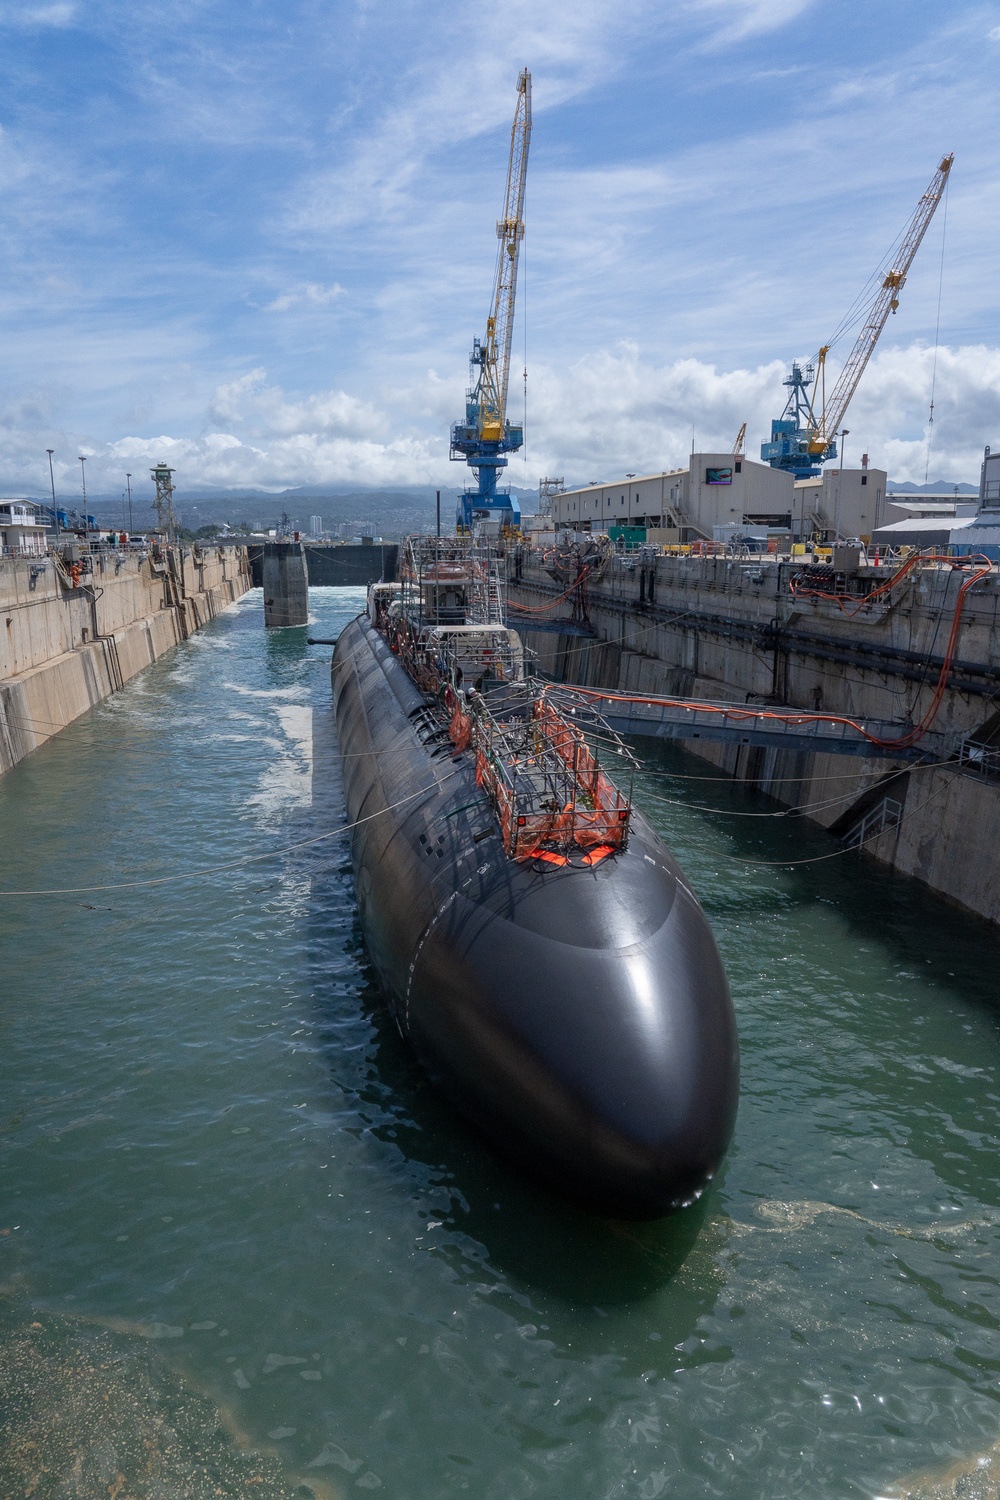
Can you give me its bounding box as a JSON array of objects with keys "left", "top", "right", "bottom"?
[
  {"left": 735, "top": 461, "right": 742, "bottom": 473},
  {"left": 861, "top": 475, "right": 868, "bottom": 486}
]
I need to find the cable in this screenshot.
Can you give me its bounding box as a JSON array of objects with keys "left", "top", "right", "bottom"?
[
  {"left": 723, "top": 773, "right": 952, "bottom": 867},
  {"left": 0, "top": 773, "right": 460, "bottom": 898},
  {"left": 924, "top": 173, "right": 949, "bottom": 484},
  {"left": 637, "top": 761, "right": 949, "bottom": 821},
  {"left": 507, "top": 566, "right": 591, "bottom": 613}
]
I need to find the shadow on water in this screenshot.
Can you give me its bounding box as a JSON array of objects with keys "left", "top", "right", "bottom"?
[
  {"left": 263, "top": 621, "right": 311, "bottom": 677},
  {"left": 352, "top": 964, "right": 714, "bottom": 1307}
]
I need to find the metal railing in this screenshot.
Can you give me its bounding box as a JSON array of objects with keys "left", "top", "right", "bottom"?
[
  {"left": 959, "top": 739, "right": 1000, "bottom": 780},
  {"left": 843, "top": 796, "right": 904, "bottom": 849}
]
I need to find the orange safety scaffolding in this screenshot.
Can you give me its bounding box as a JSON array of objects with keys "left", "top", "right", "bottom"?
[{"left": 472, "top": 695, "right": 632, "bottom": 859}]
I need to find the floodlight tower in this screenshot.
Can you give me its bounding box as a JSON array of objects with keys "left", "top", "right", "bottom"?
[{"left": 151, "top": 462, "right": 177, "bottom": 538}]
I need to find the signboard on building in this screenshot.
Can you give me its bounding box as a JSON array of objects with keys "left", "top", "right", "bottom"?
[{"left": 705, "top": 467, "right": 733, "bottom": 486}]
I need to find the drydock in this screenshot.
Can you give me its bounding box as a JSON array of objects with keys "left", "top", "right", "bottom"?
[{"left": 509, "top": 539, "right": 1000, "bottom": 924}]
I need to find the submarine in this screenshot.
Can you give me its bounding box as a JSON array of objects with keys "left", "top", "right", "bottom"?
[{"left": 331, "top": 537, "right": 738, "bottom": 1219}]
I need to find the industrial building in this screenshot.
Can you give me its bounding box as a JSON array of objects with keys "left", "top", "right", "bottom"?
[
  {"left": 792, "top": 459, "right": 888, "bottom": 542},
  {"left": 869, "top": 449, "right": 1000, "bottom": 555},
  {"left": 0, "top": 499, "right": 47, "bottom": 557},
  {"left": 548, "top": 455, "right": 795, "bottom": 543},
  {"left": 548, "top": 453, "right": 887, "bottom": 545}
]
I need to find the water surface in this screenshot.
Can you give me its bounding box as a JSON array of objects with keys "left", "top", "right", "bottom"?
[{"left": 2, "top": 586, "right": 999, "bottom": 1499}]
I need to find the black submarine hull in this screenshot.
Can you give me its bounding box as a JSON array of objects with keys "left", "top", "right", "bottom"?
[{"left": 332, "top": 615, "right": 739, "bottom": 1219}]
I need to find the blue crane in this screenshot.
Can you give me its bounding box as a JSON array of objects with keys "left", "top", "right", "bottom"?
[
  {"left": 452, "top": 71, "right": 531, "bottom": 532},
  {"left": 762, "top": 153, "right": 953, "bottom": 479}
]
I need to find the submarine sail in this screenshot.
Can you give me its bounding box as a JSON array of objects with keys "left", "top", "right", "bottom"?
[{"left": 331, "top": 536, "right": 738, "bottom": 1219}]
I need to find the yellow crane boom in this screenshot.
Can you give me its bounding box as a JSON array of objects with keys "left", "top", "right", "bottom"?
[
  {"left": 810, "top": 153, "right": 953, "bottom": 454},
  {"left": 478, "top": 70, "right": 531, "bottom": 442}
]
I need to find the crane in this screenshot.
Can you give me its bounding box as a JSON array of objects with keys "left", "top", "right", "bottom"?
[
  {"left": 732, "top": 421, "right": 747, "bottom": 454},
  {"left": 452, "top": 70, "right": 531, "bottom": 531},
  {"left": 761, "top": 152, "right": 953, "bottom": 479}
]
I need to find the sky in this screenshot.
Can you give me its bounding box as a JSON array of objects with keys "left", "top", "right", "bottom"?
[{"left": 2, "top": 0, "right": 1000, "bottom": 502}]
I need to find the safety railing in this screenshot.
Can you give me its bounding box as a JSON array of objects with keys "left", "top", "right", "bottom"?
[
  {"left": 959, "top": 739, "right": 1000, "bottom": 780},
  {"left": 843, "top": 796, "right": 904, "bottom": 849}
]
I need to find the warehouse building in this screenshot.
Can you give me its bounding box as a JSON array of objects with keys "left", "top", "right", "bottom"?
[
  {"left": 550, "top": 453, "right": 888, "bottom": 545},
  {"left": 549, "top": 454, "right": 795, "bottom": 543},
  {"left": 792, "top": 459, "right": 888, "bottom": 542}
]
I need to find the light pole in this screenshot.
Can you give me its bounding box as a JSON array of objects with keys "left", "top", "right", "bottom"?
[
  {"left": 78, "top": 455, "right": 88, "bottom": 538},
  {"left": 833, "top": 429, "right": 849, "bottom": 542},
  {"left": 46, "top": 449, "right": 59, "bottom": 541},
  {"left": 126, "top": 472, "right": 133, "bottom": 533}
]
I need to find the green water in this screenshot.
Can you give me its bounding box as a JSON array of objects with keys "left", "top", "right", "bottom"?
[{"left": 2, "top": 586, "right": 1000, "bottom": 1499}]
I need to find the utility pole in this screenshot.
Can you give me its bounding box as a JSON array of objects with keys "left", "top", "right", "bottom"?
[
  {"left": 126, "top": 472, "right": 133, "bottom": 533},
  {"left": 150, "top": 462, "right": 177, "bottom": 539},
  {"left": 46, "top": 449, "right": 60, "bottom": 540},
  {"left": 436, "top": 489, "right": 441, "bottom": 539}
]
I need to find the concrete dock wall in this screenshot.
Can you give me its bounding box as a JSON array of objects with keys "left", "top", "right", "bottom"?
[
  {"left": 511, "top": 549, "right": 1000, "bottom": 924},
  {"left": 0, "top": 544, "right": 251, "bottom": 776}
]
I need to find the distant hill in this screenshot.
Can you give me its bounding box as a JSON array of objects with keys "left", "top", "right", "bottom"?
[
  {"left": 55, "top": 484, "right": 541, "bottom": 537},
  {"left": 887, "top": 480, "right": 978, "bottom": 495}
]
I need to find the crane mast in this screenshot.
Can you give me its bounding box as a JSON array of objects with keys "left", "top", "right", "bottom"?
[
  {"left": 452, "top": 70, "right": 532, "bottom": 531},
  {"left": 762, "top": 153, "right": 953, "bottom": 478}
]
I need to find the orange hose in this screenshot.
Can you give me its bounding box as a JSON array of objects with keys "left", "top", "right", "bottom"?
[
  {"left": 507, "top": 566, "right": 591, "bottom": 614},
  {"left": 550, "top": 552, "right": 991, "bottom": 752}
]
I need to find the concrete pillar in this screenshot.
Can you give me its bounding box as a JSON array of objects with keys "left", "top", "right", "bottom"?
[{"left": 262, "top": 541, "right": 309, "bottom": 628}]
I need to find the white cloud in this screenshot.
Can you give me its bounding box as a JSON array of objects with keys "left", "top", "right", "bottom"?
[
  {"left": 0, "top": 3, "right": 76, "bottom": 26},
  {"left": 688, "top": 0, "right": 814, "bottom": 44},
  {"left": 207, "top": 369, "right": 389, "bottom": 442},
  {"left": 2, "top": 344, "right": 996, "bottom": 496},
  {"left": 263, "top": 282, "right": 345, "bottom": 313}
]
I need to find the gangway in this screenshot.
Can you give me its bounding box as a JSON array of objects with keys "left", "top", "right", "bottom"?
[{"left": 547, "top": 686, "right": 953, "bottom": 762}]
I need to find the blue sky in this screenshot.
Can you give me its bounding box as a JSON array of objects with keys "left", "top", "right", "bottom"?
[{"left": 2, "top": 0, "right": 1000, "bottom": 498}]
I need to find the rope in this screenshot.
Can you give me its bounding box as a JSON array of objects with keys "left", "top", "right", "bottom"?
[
  {"left": 0, "top": 774, "right": 458, "bottom": 898},
  {"left": 725, "top": 773, "right": 953, "bottom": 866}
]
